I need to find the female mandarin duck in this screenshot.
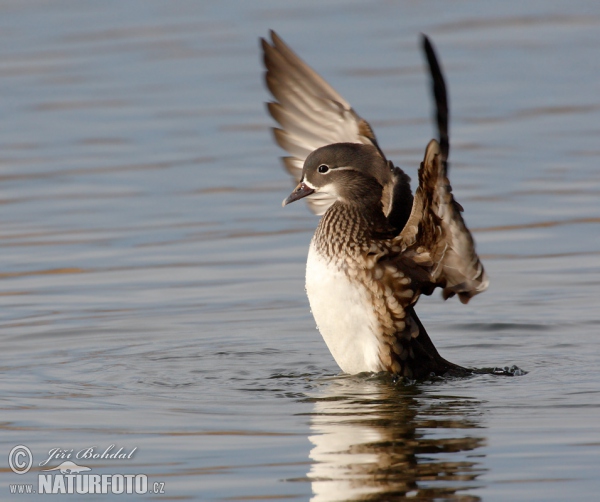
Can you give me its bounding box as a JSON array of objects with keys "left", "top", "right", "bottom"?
[{"left": 261, "top": 31, "right": 488, "bottom": 379}]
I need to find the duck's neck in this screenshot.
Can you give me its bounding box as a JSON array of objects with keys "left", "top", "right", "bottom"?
[{"left": 313, "top": 201, "right": 391, "bottom": 263}]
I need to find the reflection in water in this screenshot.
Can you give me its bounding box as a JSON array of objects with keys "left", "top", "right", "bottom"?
[{"left": 306, "top": 376, "right": 485, "bottom": 501}]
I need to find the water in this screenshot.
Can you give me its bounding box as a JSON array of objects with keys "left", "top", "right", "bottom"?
[{"left": 1, "top": 1, "right": 599, "bottom": 500}]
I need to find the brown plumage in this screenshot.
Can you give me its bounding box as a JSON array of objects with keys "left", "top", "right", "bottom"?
[{"left": 262, "top": 31, "right": 489, "bottom": 378}]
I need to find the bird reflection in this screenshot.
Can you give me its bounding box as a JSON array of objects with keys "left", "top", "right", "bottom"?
[{"left": 306, "top": 375, "right": 485, "bottom": 501}]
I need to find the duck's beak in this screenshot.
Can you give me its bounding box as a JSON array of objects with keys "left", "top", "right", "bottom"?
[{"left": 282, "top": 182, "right": 315, "bottom": 206}]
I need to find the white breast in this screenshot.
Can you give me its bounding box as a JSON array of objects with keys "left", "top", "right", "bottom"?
[{"left": 305, "top": 242, "right": 383, "bottom": 374}]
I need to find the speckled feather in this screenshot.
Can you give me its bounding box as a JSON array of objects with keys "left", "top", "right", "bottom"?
[{"left": 311, "top": 191, "right": 468, "bottom": 378}]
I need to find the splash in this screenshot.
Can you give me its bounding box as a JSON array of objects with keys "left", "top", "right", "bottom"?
[{"left": 473, "top": 365, "right": 528, "bottom": 377}]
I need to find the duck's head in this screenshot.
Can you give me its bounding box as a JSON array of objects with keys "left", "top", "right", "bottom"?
[{"left": 283, "top": 143, "right": 392, "bottom": 207}]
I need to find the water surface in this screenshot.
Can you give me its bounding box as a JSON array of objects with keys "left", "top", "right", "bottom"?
[{"left": 1, "top": 1, "right": 600, "bottom": 500}]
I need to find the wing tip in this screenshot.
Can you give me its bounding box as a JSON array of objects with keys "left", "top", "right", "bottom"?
[
  {"left": 442, "top": 267, "right": 490, "bottom": 304},
  {"left": 420, "top": 33, "right": 432, "bottom": 53},
  {"left": 269, "top": 29, "right": 282, "bottom": 46}
]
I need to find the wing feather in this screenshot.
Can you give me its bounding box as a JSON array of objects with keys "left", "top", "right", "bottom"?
[
  {"left": 394, "top": 36, "right": 488, "bottom": 303},
  {"left": 397, "top": 139, "right": 488, "bottom": 303}
]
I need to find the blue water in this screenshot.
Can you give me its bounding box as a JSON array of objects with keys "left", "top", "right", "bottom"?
[{"left": 1, "top": 1, "right": 600, "bottom": 500}]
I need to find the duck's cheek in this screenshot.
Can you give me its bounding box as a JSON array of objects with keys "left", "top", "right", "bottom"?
[{"left": 316, "top": 182, "right": 340, "bottom": 198}]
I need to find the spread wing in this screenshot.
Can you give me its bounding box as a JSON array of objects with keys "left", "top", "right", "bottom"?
[
  {"left": 398, "top": 139, "right": 488, "bottom": 303},
  {"left": 394, "top": 35, "right": 488, "bottom": 303},
  {"left": 261, "top": 30, "right": 386, "bottom": 215}
]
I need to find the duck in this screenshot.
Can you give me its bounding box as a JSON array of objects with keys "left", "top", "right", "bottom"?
[{"left": 261, "top": 31, "right": 488, "bottom": 379}]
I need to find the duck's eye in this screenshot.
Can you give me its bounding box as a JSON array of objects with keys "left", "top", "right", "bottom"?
[{"left": 318, "top": 164, "right": 329, "bottom": 174}]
